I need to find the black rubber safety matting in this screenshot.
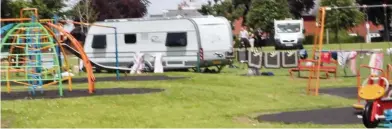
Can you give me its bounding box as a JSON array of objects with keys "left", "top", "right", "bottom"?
[
  {"left": 1, "top": 75, "right": 188, "bottom": 86},
  {"left": 319, "top": 87, "right": 357, "bottom": 99},
  {"left": 257, "top": 107, "right": 362, "bottom": 125},
  {"left": 1, "top": 88, "right": 164, "bottom": 101}
]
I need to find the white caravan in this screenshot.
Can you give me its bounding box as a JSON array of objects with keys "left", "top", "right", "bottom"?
[
  {"left": 274, "top": 18, "right": 305, "bottom": 50},
  {"left": 83, "top": 16, "right": 233, "bottom": 72}
]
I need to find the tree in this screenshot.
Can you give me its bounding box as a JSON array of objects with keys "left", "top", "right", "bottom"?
[
  {"left": 71, "top": 0, "right": 98, "bottom": 34},
  {"left": 65, "top": 0, "right": 98, "bottom": 43},
  {"left": 198, "top": 0, "right": 245, "bottom": 26},
  {"left": 66, "top": 0, "right": 150, "bottom": 42},
  {"left": 91, "top": 0, "right": 150, "bottom": 21},
  {"left": 246, "top": 0, "right": 291, "bottom": 34},
  {"left": 0, "top": 0, "right": 67, "bottom": 18},
  {"left": 232, "top": 0, "right": 315, "bottom": 25},
  {"left": 1, "top": 0, "right": 13, "bottom": 18},
  {"left": 288, "top": 0, "right": 316, "bottom": 18},
  {"left": 322, "top": 0, "right": 365, "bottom": 42},
  {"left": 31, "top": 0, "right": 67, "bottom": 18},
  {"left": 232, "top": 0, "right": 252, "bottom": 25},
  {"left": 1, "top": 0, "right": 30, "bottom": 18},
  {"left": 356, "top": 0, "right": 391, "bottom": 41}
]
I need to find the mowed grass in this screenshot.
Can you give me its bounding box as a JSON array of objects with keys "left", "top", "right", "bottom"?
[{"left": 1, "top": 42, "right": 392, "bottom": 128}]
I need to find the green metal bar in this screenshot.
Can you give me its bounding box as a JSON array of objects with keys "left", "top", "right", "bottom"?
[
  {"left": 8, "top": 34, "right": 48, "bottom": 37},
  {"left": 1, "top": 22, "right": 64, "bottom": 97},
  {"left": 0, "top": 23, "right": 24, "bottom": 50},
  {"left": 3, "top": 43, "right": 53, "bottom": 46},
  {"left": 1, "top": 66, "right": 59, "bottom": 68},
  {"left": 15, "top": 54, "right": 19, "bottom": 67},
  {"left": 4, "top": 42, "right": 53, "bottom": 44},
  {"left": 1, "top": 79, "right": 64, "bottom": 82},
  {"left": 35, "top": 35, "right": 39, "bottom": 69},
  {"left": 22, "top": 35, "right": 28, "bottom": 80},
  {"left": 36, "top": 23, "right": 63, "bottom": 96},
  {"left": 6, "top": 53, "right": 57, "bottom": 56}
]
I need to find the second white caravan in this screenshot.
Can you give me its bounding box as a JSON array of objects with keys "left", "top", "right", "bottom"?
[{"left": 83, "top": 16, "right": 233, "bottom": 72}]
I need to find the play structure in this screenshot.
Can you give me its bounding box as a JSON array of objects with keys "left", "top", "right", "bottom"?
[
  {"left": 0, "top": 8, "right": 96, "bottom": 96},
  {"left": 299, "top": 4, "right": 392, "bottom": 128},
  {"left": 354, "top": 65, "right": 392, "bottom": 128},
  {"left": 295, "top": 4, "right": 392, "bottom": 96}
]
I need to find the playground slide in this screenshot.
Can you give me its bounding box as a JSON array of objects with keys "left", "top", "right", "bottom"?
[
  {"left": 61, "top": 43, "right": 133, "bottom": 71},
  {"left": 1, "top": 23, "right": 14, "bottom": 35}
]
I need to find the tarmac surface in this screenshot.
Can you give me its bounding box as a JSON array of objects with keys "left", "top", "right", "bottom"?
[
  {"left": 1, "top": 75, "right": 188, "bottom": 86},
  {"left": 319, "top": 87, "right": 357, "bottom": 99}
]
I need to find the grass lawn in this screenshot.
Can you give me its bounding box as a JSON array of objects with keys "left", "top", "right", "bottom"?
[{"left": 1, "top": 42, "right": 391, "bottom": 128}]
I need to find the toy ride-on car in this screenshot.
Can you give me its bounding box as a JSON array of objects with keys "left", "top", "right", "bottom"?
[{"left": 357, "top": 65, "right": 392, "bottom": 128}]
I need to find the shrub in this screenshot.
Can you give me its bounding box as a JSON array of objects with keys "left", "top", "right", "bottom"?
[
  {"left": 304, "top": 32, "right": 365, "bottom": 44},
  {"left": 303, "top": 35, "right": 315, "bottom": 45}
]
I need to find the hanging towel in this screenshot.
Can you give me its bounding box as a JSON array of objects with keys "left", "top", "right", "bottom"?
[
  {"left": 348, "top": 51, "right": 358, "bottom": 75},
  {"left": 331, "top": 52, "right": 338, "bottom": 60},
  {"left": 369, "top": 53, "right": 384, "bottom": 75},
  {"left": 337, "top": 52, "right": 350, "bottom": 67},
  {"left": 321, "top": 52, "right": 332, "bottom": 63}
]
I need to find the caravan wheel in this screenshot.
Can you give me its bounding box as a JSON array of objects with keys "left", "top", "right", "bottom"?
[{"left": 95, "top": 68, "right": 102, "bottom": 73}]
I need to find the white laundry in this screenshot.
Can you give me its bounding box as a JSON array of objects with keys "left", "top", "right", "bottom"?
[
  {"left": 337, "top": 51, "right": 357, "bottom": 66},
  {"left": 337, "top": 52, "right": 350, "bottom": 67},
  {"left": 63, "top": 20, "right": 75, "bottom": 33},
  {"left": 130, "top": 53, "right": 145, "bottom": 74},
  {"left": 79, "top": 59, "right": 84, "bottom": 71},
  {"left": 154, "top": 53, "right": 164, "bottom": 73},
  {"left": 387, "top": 48, "right": 392, "bottom": 55}
]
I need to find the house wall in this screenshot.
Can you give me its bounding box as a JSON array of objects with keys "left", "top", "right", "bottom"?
[
  {"left": 303, "top": 16, "right": 382, "bottom": 38},
  {"left": 232, "top": 17, "right": 244, "bottom": 36}
]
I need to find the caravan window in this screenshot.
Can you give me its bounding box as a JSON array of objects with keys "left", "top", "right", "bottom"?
[
  {"left": 165, "top": 32, "right": 187, "bottom": 47},
  {"left": 124, "top": 34, "right": 137, "bottom": 44},
  {"left": 91, "top": 35, "right": 107, "bottom": 49}
]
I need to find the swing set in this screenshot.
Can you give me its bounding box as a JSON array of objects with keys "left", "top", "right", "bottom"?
[
  {"left": 306, "top": 4, "right": 392, "bottom": 128},
  {"left": 289, "top": 4, "right": 387, "bottom": 80}
]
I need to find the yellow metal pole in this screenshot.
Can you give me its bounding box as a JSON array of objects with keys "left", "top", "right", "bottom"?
[{"left": 315, "top": 7, "right": 327, "bottom": 96}]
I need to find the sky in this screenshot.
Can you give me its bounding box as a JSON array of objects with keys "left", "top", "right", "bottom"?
[{"left": 64, "top": 0, "right": 209, "bottom": 15}]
